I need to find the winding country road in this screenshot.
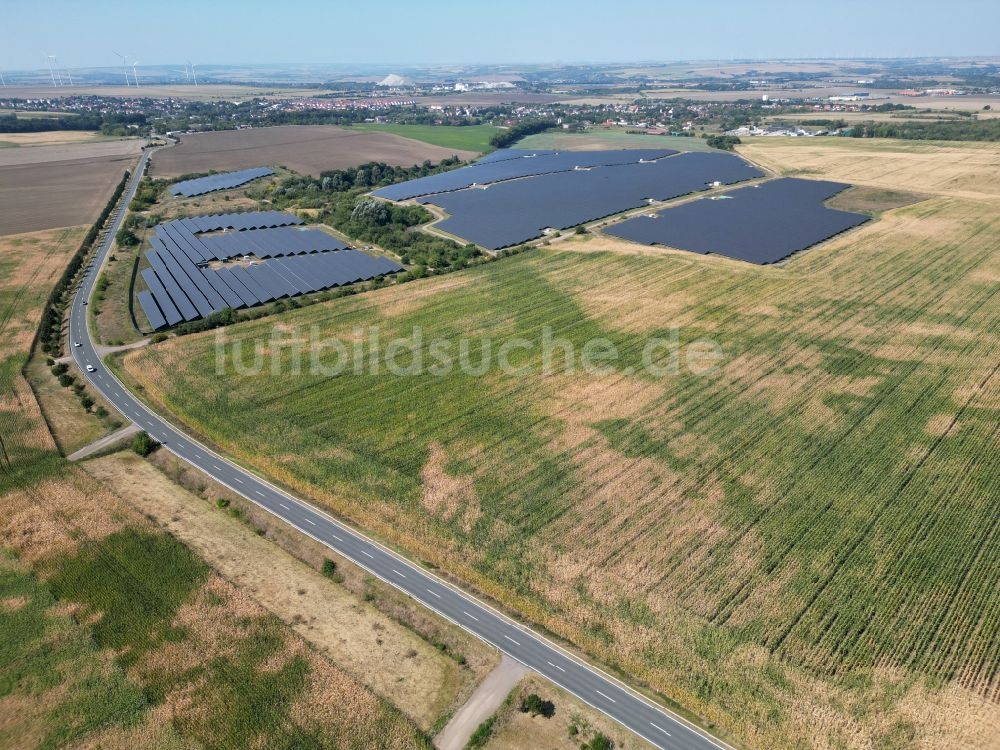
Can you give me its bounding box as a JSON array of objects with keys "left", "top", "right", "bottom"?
[{"left": 69, "top": 151, "right": 731, "bottom": 750}]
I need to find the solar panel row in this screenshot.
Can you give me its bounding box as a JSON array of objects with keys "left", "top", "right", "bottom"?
[
  {"left": 603, "top": 178, "right": 871, "bottom": 265},
  {"left": 137, "top": 249, "right": 404, "bottom": 331},
  {"left": 169, "top": 167, "right": 274, "bottom": 197},
  {"left": 417, "top": 151, "right": 765, "bottom": 250},
  {"left": 152, "top": 217, "right": 337, "bottom": 264},
  {"left": 177, "top": 210, "right": 302, "bottom": 233},
  {"left": 474, "top": 149, "right": 557, "bottom": 164},
  {"left": 372, "top": 148, "right": 678, "bottom": 201},
  {"left": 199, "top": 226, "right": 347, "bottom": 260}
]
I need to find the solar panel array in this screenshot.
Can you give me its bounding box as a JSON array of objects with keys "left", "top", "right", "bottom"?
[
  {"left": 172, "top": 210, "right": 302, "bottom": 233},
  {"left": 415, "top": 152, "right": 765, "bottom": 250},
  {"left": 604, "top": 178, "right": 870, "bottom": 264},
  {"left": 169, "top": 167, "right": 274, "bottom": 197},
  {"left": 136, "top": 211, "right": 403, "bottom": 330},
  {"left": 372, "top": 148, "right": 678, "bottom": 201},
  {"left": 149, "top": 212, "right": 347, "bottom": 264}
]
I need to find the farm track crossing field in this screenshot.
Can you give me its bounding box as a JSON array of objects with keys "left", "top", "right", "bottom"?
[
  {"left": 149, "top": 125, "right": 480, "bottom": 178},
  {"left": 125, "top": 139, "right": 1000, "bottom": 748}
]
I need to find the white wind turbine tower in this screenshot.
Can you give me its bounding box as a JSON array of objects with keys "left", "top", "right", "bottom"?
[
  {"left": 112, "top": 50, "right": 131, "bottom": 86},
  {"left": 50, "top": 56, "right": 64, "bottom": 86},
  {"left": 131, "top": 60, "right": 140, "bottom": 88},
  {"left": 187, "top": 60, "right": 198, "bottom": 86},
  {"left": 45, "top": 54, "right": 58, "bottom": 86}
]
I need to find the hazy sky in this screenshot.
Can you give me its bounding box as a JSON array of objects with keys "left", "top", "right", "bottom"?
[{"left": 5, "top": 0, "right": 999, "bottom": 70}]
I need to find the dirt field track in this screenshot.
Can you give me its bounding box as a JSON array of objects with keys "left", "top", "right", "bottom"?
[
  {"left": 0, "top": 140, "right": 143, "bottom": 236},
  {"left": 149, "top": 125, "right": 479, "bottom": 178}
]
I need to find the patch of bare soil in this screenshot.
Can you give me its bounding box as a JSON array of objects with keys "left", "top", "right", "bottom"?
[{"left": 149, "top": 125, "right": 478, "bottom": 178}]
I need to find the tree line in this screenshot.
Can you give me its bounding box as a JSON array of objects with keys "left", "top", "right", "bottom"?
[
  {"left": 489, "top": 119, "right": 557, "bottom": 148},
  {"left": 37, "top": 171, "right": 130, "bottom": 358},
  {"left": 0, "top": 113, "right": 146, "bottom": 134},
  {"left": 845, "top": 118, "right": 1000, "bottom": 141}
]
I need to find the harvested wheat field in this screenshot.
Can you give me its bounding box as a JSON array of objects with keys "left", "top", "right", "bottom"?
[
  {"left": 125, "top": 137, "right": 1000, "bottom": 749},
  {"left": 149, "top": 125, "right": 479, "bottom": 178},
  {"left": 737, "top": 137, "right": 1000, "bottom": 204},
  {"left": 0, "top": 139, "right": 143, "bottom": 235}
]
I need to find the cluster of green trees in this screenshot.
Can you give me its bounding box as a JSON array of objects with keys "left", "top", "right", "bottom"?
[
  {"left": 331, "top": 197, "right": 480, "bottom": 272},
  {"left": 272, "top": 158, "right": 461, "bottom": 208},
  {"left": 706, "top": 134, "right": 742, "bottom": 150},
  {"left": 38, "top": 171, "right": 130, "bottom": 357},
  {"left": 268, "top": 158, "right": 481, "bottom": 271},
  {"left": 48, "top": 361, "right": 112, "bottom": 423},
  {"left": 0, "top": 112, "right": 147, "bottom": 134},
  {"left": 519, "top": 693, "right": 555, "bottom": 718},
  {"left": 489, "top": 119, "right": 557, "bottom": 148},
  {"left": 845, "top": 118, "right": 1000, "bottom": 141},
  {"left": 129, "top": 178, "right": 167, "bottom": 212}
]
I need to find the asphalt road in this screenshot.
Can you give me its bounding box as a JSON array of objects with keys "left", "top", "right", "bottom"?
[{"left": 69, "top": 152, "right": 730, "bottom": 750}]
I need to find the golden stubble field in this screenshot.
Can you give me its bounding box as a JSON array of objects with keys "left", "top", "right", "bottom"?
[{"left": 125, "top": 138, "right": 1000, "bottom": 749}]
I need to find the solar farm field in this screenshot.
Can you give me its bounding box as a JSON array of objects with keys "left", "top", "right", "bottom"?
[
  {"left": 605, "top": 178, "right": 870, "bottom": 264},
  {"left": 149, "top": 125, "right": 480, "bottom": 178},
  {"left": 125, "top": 137, "right": 1000, "bottom": 749}
]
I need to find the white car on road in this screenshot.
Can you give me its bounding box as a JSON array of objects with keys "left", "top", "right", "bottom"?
[{"left": 86, "top": 365, "right": 96, "bottom": 372}]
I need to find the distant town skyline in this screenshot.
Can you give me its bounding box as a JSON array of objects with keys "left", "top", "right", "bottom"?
[{"left": 5, "top": 0, "right": 999, "bottom": 71}]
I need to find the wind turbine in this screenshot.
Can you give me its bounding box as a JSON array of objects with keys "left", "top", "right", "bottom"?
[
  {"left": 0, "top": 71, "right": 6, "bottom": 88},
  {"left": 45, "top": 54, "right": 58, "bottom": 87},
  {"left": 187, "top": 60, "right": 198, "bottom": 86},
  {"left": 112, "top": 50, "right": 131, "bottom": 86},
  {"left": 131, "top": 60, "right": 140, "bottom": 88},
  {"left": 51, "top": 56, "right": 64, "bottom": 86}
]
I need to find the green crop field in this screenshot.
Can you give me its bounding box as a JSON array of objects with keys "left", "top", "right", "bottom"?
[
  {"left": 347, "top": 123, "right": 500, "bottom": 153},
  {"left": 125, "top": 138, "right": 1000, "bottom": 749}
]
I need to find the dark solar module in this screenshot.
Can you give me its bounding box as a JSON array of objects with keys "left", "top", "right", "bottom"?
[
  {"left": 214, "top": 267, "right": 258, "bottom": 307},
  {"left": 137, "top": 291, "right": 167, "bottom": 330},
  {"left": 230, "top": 265, "right": 273, "bottom": 303},
  {"left": 604, "top": 178, "right": 870, "bottom": 264},
  {"left": 144, "top": 255, "right": 200, "bottom": 321},
  {"left": 138, "top": 269, "right": 183, "bottom": 326}
]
